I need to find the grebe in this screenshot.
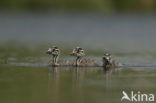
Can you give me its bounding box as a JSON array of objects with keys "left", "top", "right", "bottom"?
[
  {"left": 46, "top": 46, "right": 60, "bottom": 66},
  {"left": 71, "top": 47, "right": 85, "bottom": 66}
]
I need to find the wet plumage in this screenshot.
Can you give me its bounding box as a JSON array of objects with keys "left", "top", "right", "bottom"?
[
  {"left": 46, "top": 46, "right": 122, "bottom": 68},
  {"left": 46, "top": 46, "right": 60, "bottom": 66},
  {"left": 102, "top": 53, "right": 122, "bottom": 69},
  {"left": 71, "top": 47, "right": 85, "bottom": 66}
]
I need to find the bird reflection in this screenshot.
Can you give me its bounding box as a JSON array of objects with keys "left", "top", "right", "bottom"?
[{"left": 48, "top": 66, "right": 122, "bottom": 90}]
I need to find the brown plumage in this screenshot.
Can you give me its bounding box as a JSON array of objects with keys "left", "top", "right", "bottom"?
[
  {"left": 46, "top": 47, "right": 122, "bottom": 68},
  {"left": 71, "top": 47, "right": 85, "bottom": 66},
  {"left": 102, "top": 53, "right": 122, "bottom": 69},
  {"left": 46, "top": 46, "right": 60, "bottom": 66}
]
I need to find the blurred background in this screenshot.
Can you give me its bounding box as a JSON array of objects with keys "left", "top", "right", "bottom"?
[
  {"left": 0, "top": 0, "right": 156, "bottom": 12},
  {"left": 0, "top": 0, "right": 156, "bottom": 61},
  {"left": 0, "top": 0, "right": 156, "bottom": 63},
  {"left": 0, "top": 0, "right": 156, "bottom": 49}
]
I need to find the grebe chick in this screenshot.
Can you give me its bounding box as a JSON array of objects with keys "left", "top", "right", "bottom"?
[
  {"left": 71, "top": 47, "right": 85, "bottom": 66},
  {"left": 46, "top": 46, "right": 60, "bottom": 66},
  {"left": 102, "top": 53, "right": 122, "bottom": 69}
]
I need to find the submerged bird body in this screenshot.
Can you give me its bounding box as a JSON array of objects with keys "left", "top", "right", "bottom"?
[
  {"left": 46, "top": 46, "right": 122, "bottom": 68},
  {"left": 54, "top": 58, "right": 99, "bottom": 66}
]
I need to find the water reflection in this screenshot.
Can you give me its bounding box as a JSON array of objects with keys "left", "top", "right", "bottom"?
[
  {"left": 48, "top": 66, "right": 122, "bottom": 80},
  {"left": 0, "top": 65, "right": 156, "bottom": 103},
  {"left": 48, "top": 66, "right": 122, "bottom": 91}
]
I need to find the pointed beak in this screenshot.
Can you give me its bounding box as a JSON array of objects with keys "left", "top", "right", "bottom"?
[{"left": 46, "top": 48, "right": 53, "bottom": 54}]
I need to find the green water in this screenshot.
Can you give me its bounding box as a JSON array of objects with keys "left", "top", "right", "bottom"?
[
  {"left": 0, "top": 41, "right": 156, "bottom": 103},
  {"left": 0, "top": 12, "right": 156, "bottom": 103},
  {"left": 0, "top": 64, "right": 156, "bottom": 103}
]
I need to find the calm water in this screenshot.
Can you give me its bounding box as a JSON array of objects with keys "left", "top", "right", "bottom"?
[
  {"left": 0, "top": 12, "right": 156, "bottom": 103},
  {"left": 0, "top": 65, "right": 156, "bottom": 103}
]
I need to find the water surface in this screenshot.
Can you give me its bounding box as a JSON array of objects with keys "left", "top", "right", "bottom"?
[
  {"left": 0, "top": 65, "right": 156, "bottom": 103},
  {"left": 0, "top": 12, "right": 156, "bottom": 103}
]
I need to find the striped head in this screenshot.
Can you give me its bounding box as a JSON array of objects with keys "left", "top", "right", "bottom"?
[
  {"left": 71, "top": 47, "right": 80, "bottom": 55},
  {"left": 71, "top": 47, "right": 85, "bottom": 56},
  {"left": 46, "top": 46, "right": 58, "bottom": 55},
  {"left": 46, "top": 47, "right": 53, "bottom": 55}
]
